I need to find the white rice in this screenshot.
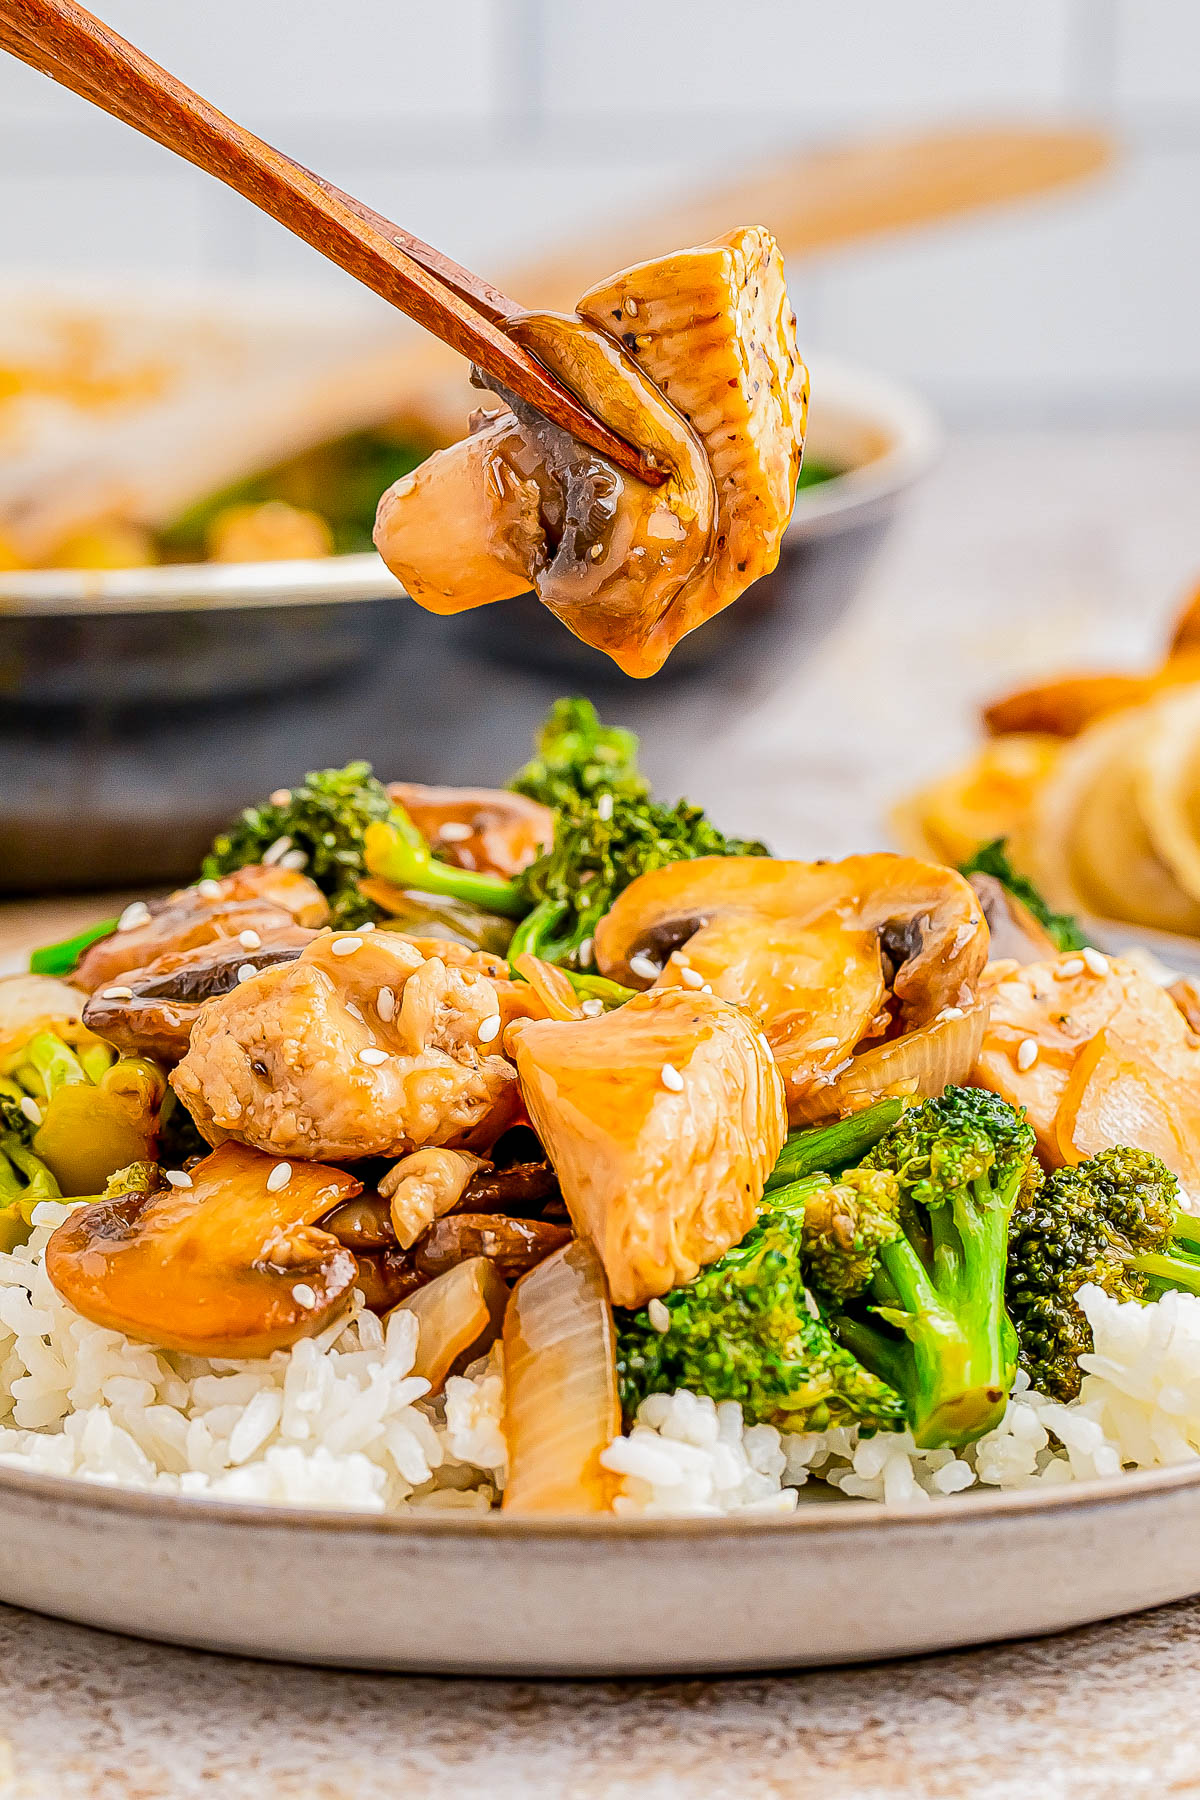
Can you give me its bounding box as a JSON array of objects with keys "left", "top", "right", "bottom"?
[
  {"left": 602, "top": 1285, "right": 1200, "bottom": 1514},
  {"left": 6, "top": 1206, "right": 1200, "bottom": 1518},
  {"left": 0, "top": 1204, "right": 505, "bottom": 1513}
]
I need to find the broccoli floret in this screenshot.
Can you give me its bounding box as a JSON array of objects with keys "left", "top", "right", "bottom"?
[
  {"left": 1007, "top": 1147, "right": 1200, "bottom": 1401},
  {"left": 822, "top": 1086, "right": 1038, "bottom": 1448},
  {"left": 769, "top": 1168, "right": 902, "bottom": 1301},
  {"left": 509, "top": 697, "right": 648, "bottom": 810},
  {"left": 958, "top": 838, "right": 1085, "bottom": 953},
  {"left": 508, "top": 792, "right": 768, "bottom": 969},
  {"left": 615, "top": 1188, "right": 907, "bottom": 1436},
  {"left": 204, "top": 762, "right": 395, "bottom": 928}
]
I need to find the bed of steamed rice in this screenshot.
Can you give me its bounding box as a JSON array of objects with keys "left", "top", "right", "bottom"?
[{"left": 5, "top": 1202, "right": 1200, "bottom": 1516}]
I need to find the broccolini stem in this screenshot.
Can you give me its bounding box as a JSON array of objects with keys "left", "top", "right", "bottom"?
[
  {"left": 765, "top": 1098, "right": 911, "bottom": 1192},
  {"left": 362, "top": 816, "right": 527, "bottom": 919},
  {"left": 29, "top": 918, "right": 118, "bottom": 977},
  {"left": 507, "top": 899, "right": 574, "bottom": 962},
  {"left": 1130, "top": 1248, "right": 1200, "bottom": 1296}
]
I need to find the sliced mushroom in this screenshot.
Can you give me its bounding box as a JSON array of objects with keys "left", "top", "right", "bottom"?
[
  {"left": 388, "top": 783, "right": 552, "bottom": 880},
  {"left": 593, "top": 854, "right": 988, "bottom": 1122},
  {"left": 75, "top": 867, "right": 329, "bottom": 994},
  {"left": 456, "top": 1158, "right": 560, "bottom": 1218},
  {"left": 412, "top": 1213, "right": 572, "bottom": 1283},
  {"left": 81, "top": 930, "right": 317, "bottom": 1062},
  {"left": 380, "top": 1146, "right": 486, "bottom": 1248},
  {"left": 319, "top": 1191, "right": 397, "bottom": 1252},
  {"left": 44, "top": 1141, "right": 361, "bottom": 1357},
  {"left": 966, "top": 873, "right": 1059, "bottom": 965}
]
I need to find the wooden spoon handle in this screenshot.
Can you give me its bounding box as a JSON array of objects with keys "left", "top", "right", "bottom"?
[{"left": 0, "top": 0, "right": 664, "bottom": 485}]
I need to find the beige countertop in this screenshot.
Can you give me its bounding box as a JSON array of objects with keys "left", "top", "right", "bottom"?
[{"left": 4, "top": 428, "right": 1200, "bottom": 1797}]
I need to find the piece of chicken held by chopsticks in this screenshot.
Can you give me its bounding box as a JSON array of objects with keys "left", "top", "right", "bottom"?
[{"left": 373, "top": 227, "right": 809, "bottom": 677}]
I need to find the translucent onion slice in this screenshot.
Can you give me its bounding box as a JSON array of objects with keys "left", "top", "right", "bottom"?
[
  {"left": 511, "top": 952, "right": 584, "bottom": 1022},
  {"left": 501, "top": 1237, "right": 620, "bottom": 1514},
  {"left": 395, "top": 1256, "right": 508, "bottom": 1393},
  {"left": 787, "top": 1000, "right": 989, "bottom": 1127},
  {"left": 1053, "top": 1025, "right": 1200, "bottom": 1187}
]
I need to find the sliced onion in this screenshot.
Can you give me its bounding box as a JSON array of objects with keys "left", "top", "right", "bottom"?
[
  {"left": 395, "top": 1256, "right": 508, "bottom": 1393},
  {"left": 501, "top": 1237, "right": 620, "bottom": 1514},
  {"left": 1053, "top": 1025, "right": 1200, "bottom": 1186},
  {"left": 786, "top": 999, "right": 989, "bottom": 1127},
  {"left": 510, "top": 952, "right": 584, "bottom": 1022}
]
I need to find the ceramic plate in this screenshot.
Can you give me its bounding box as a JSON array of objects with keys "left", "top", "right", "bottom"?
[{"left": 0, "top": 1460, "right": 1199, "bottom": 1673}]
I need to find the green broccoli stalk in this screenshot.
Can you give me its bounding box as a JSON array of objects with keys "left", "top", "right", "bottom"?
[
  {"left": 509, "top": 793, "right": 768, "bottom": 969},
  {"left": 363, "top": 809, "right": 529, "bottom": 919},
  {"left": 1006, "top": 1147, "right": 1200, "bottom": 1401},
  {"left": 29, "top": 917, "right": 122, "bottom": 978},
  {"left": 766, "top": 1097, "right": 914, "bottom": 1193},
  {"left": 615, "top": 1179, "right": 908, "bottom": 1437},
  {"left": 958, "top": 838, "right": 1085, "bottom": 953},
  {"left": 509, "top": 696, "right": 648, "bottom": 810},
  {"left": 821, "top": 1086, "right": 1039, "bottom": 1449},
  {"left": 205, "top": 761, "right": 396, "bottom": 928}
]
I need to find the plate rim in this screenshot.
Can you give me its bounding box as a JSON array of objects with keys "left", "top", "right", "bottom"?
[{"left": 1, "top": 1448, "right": 1197, "bottom": 1539}]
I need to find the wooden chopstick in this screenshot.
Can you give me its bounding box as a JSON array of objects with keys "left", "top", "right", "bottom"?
[{"left": 0, "top": 0, "right": 664, "bottom": 487}]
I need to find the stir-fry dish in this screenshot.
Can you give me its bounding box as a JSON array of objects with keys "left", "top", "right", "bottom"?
[
  {"left": 896, "top": 572, "right": 1200, "bottom": 942},
  {"left": 6, "top": 699, "right": 1200, "bottom": 1515},
  {"left": 373, "top": 228, "right": 810, "bottom": 676}
]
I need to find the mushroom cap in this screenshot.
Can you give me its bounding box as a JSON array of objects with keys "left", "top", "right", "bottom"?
[{"left": 45, "top": 1141, "right": 361, "bottom": 1357}]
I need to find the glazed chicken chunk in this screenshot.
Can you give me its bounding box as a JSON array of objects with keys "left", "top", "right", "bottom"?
[
  {"left": 171, "top": 932, "right": 525, "bottom": 1161},
  {"left": 509, "top": 988, "right": 786, "bottom": 1307},
  {"left": 374, "top": 227, "right": 808, "bottom": 677}
]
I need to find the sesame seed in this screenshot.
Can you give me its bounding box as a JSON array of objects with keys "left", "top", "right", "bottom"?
[
  {"left": 19, "top": 1096, "right": 42, "bottom": 1127},
  {"left": 262, "top": 835, "right": 293, "bottom": 867},
  {"left": 680, "top": 966, "right": 705, "bottom": 990},
  {"left": 101, "top": 985, "right": 134, "bottom": 1001},
  {"left": 589, "top": 543, "right": 604, "bottom": 559},
  {"left": 164, "top": 1169, "right": 192, "bottom": 1189},
  {"left": 116, "top": 901, "right": 151, "bottom": 932},
  {"left": 331, "top": 937, "right": 364, "bottom": 957},
  {"left": 672, "top": 951, "right": 691, "bottom": 967},
  {"left": 660, "top": 1062, "right": 684, "bottom": 1092},
  {"left": 478, "top": 1014, "right": 502, "bottom": 1043},
  {"left": 279, "top": 848, "right": 309, "bottom": 872},
  {"left": 345, "top": 1002, "right": 365, "bottom": 1023},
  {"left": 581, "top": 998, "right": 604, "bottom": 1017},
  {"left": 236, "top": 963, "right": 257, "bottom": 984},
  {"left": 576, "top": 937, "right": 595, "bottom": 968},
  {"left": 1082, "top": 947, "right": 1109, "bottom": 977},
  {"left": 623, "top": 297, "right": 639, "bottom": 318},
  {"left": 376, "top": 986, "right": 396, "bottom": 1022},
  {"left": 809, "top": 1035, "right": 840, "bottom": 1051},
  {"left": 1017, "top": 1038, "right": 1039, "bottom": 1072},
  {"left": 647, "top": 1297, "right": 671, "bottom": 1333},
  {"left": 937, "top": 1006, "right": 965, "bottom": 1022},
  {"left": 359, "top": 921, "right": 376, "bottom": 932},
  {"left": 596, "top": 792, "right": 614, "bottom": 823},
  {"left": 196, "top": 878, "right": 223, "bottom": 900},
  {"left": 438, "top": 821, "right": 473, "bottom": 843},
  {"left": 629, "top": 953, "right": 661, "bottom": 982},
  {"left": 700, "top": 983, "right": 713, "bottom": 994},
  {"left": 1058, "top": 958, "right": 1085, "bottom": 978},
  {"left": 238, "top": 929, "right": 261, "bottom": 950},
  {"left": 266, "top": 1162, "right": 292, "bottom": 1193},
  {"left": 359, "top": 1047, "right": 389, "bottom": 1067},
  {"left": 291, "top": 1283, "right": 318, "bottom": 1309},
  {"left": 269, "top": 789, "right": 291, "bottom": 807}
]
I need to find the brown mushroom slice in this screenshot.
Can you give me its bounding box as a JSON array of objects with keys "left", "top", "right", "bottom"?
[
  {"left": 509, "top": 989, "right": 785, "bottom": 1308},
  {"left": 44, "top": 1141, "right": 361, "bottom": 1357},
  {"left": 319, "top": 1192, "right": 398, "bottom": 1252},
  {"left": 412, "top": 1214, "right": 572, "bottom": 1283},
  {"left": 966, "top": 873, "right": 1059, "bottom": 965},
  {"left": 352, "top": 1249, "right": 425, "bottom": 1314},
  {"left": 593, "top": 854, "right": 988, "bottom": 1122},
  {"left": 388, "top": 783, "right": 553, "bottom": 879},
  {"left": 394, "top": 1257, "right": 509, "bottom": 1392},
  {"left": 455, "top": 1158, "right": 560, "bottom": 1218},
  {"left": 81, "top": 930, "right": 317, "bottom": 1062},
  {"left": 75, "top": 866, "right": 329, "bottom": 993}
]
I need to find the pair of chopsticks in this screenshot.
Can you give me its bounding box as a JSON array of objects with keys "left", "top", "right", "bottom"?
[{"left": 0, "top": 0, "right": 663, "bottom": 486}]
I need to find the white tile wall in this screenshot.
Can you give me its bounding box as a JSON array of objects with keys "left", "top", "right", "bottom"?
[{"left": 2, "top": 0, "right": 1199, "bottom": 421}]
